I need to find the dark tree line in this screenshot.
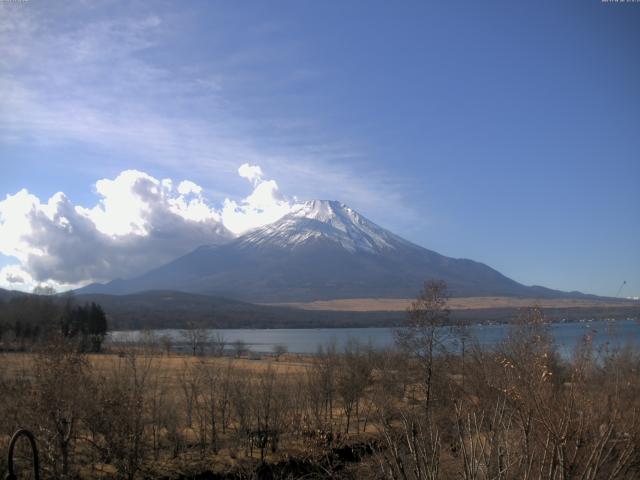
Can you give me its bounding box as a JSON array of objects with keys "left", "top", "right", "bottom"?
[
  {"left": 58, "top": 300, "right": 108, "bottom": 352},
  {"left": 0, "top": 293, "right": 108, "bottom": 352}
]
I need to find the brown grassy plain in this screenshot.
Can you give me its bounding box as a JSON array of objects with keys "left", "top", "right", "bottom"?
[
  {"left": 270, "top": 296, "right": 638, "bottom": 311},
  {"left": 1, "top": 303, "right": 639, "bottom": 479}
]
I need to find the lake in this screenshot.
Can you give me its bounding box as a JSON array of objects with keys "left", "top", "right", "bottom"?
[{"left": 110, "top": 319, "right": 640, "bottom": 357}]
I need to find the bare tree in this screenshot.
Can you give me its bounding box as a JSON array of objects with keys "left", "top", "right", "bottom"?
[
  {"left": 29, "top": 341, "right": 89, "bottom": 478},
  {"left": 218, "top": 360, "right": 235, "bottom": 434},
  {"left": 193, "top": 360, "right": 222, "bottom": 453},
  {"left": 273, "top": 343, "right": 288, "bottom": 361},
  {"left": 230, "top": 370, "right": 253, "bottom": 456},
  {"left": 307, "top": 341, "right": 338, "bottom": 432},
  {"left": 178, "top": 361, "right": 201, "bottom": 428},
  {"left": 159, "top": 334, "right": 172, "bottom": 356},
  {"left": 376, "top": 408, "right": 442, "bottom": 480},
  {"left": 250, "top": 367, "right": 290, "bottom": 461},
  {"left": 395, "top": 279, "right": 451, "bottom": 417},
  {"left": 147, "top": 363, "right": 171, "bottom": 460},
  {"left": 181, "top": 324, "right": 211, "bottom": 356},
  {"left": 139, "top": 329, "right": 159, "bottom": 355},
  {"left": 337, "top": 339, "right": 372, "bottom": 434},
  {"left": 232, "top": 339, "right": 248, "bottom": 358},
  {"left": 211, "top": 332, "right": 226, "bottom": 357},
  {"left": 85, "top": 352, "right": 152, "bottom": 480}
]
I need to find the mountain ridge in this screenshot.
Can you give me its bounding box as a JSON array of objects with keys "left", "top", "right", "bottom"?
[{"left": 76, "top": 200, "right": 596, "bottom": 302}]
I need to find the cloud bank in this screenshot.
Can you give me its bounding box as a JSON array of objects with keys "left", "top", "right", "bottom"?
[
  {"left": 223, "top": 164, "right": 294, "bottom": 235},
  {"left": 0, "top": 165, "right": 293, "bottom": 291}
]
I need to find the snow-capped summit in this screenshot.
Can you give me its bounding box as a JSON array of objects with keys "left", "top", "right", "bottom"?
[
  {"left": 288, "top": 199, "right": 358, "bottom": 223},
  {"left": 238, "top": 200, "right": 404, "bottom": 253}
]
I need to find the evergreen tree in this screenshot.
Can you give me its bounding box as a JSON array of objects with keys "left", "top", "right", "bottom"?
[{"left": 88, "top": 302, "right": 108, "bottom": 352}]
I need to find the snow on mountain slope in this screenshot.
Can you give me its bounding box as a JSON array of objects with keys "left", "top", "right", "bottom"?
[{"left": 238, "top": 200, "right": 408, "bottom": 253}]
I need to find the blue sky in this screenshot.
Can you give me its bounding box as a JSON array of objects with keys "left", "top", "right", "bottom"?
[{"left": 1, "top": 0, "right": 639, "bottom": 296}]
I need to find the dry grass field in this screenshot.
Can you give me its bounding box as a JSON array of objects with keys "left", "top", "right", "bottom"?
[
  {"left": 269, "top": 296, "right": 638, "bottom": 311},
  {"left": 0, "top": 347, "right": 384, "bottom": 479},
  {"left": 0, "top": 350, "right": 313, "bottom": 378},
  {"left": 1, "top": 303, "right": 639, "bottom": 479}
]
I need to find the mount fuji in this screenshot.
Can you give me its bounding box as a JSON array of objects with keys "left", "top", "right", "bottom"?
[{"left": 78, "top": 200, "right": 581, "bottom": 302}]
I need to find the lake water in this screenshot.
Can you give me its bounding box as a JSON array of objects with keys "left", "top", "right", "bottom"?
[{"left": 110, "top": 319, "right": 640, "bottom": 356}]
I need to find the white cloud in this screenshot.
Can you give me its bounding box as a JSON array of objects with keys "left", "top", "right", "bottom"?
[
  {"left": 238, "top": 163, "right": 264, "bottom": 186},
  {"left": 3, "top": 266, "right": 26, "bottom": 285},
  {"left": 0, "top": 170, "right": 231, "bottom": 288},
  {"left": 177, "top": 180, "right": 202, "bottom": 195},
  {"left": 222, "top": 165, "right": 293, "bottom": 234},
  {"left": 0, "top": 264, "right": 77, "bottom": 292},
  {"left": 76, "top": 170, "right": 222, "bottom": 237},
  {"left": 0, "top": 165, "right": 294, "bottom": 290}
]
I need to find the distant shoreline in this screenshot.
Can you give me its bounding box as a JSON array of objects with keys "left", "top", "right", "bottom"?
[
  {"left": 106, "top": 304, "right": 640, "bottom": 331},
  {"left": 108, "top": 319, "right": 640, "bottom": 357},
  {"left": 267, "top": 296, "right": 640, "bottom": 312}
]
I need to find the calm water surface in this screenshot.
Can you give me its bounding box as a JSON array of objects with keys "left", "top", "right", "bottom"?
[{"left": 110, "top": 319, "right": 640, "bottom": 356}]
